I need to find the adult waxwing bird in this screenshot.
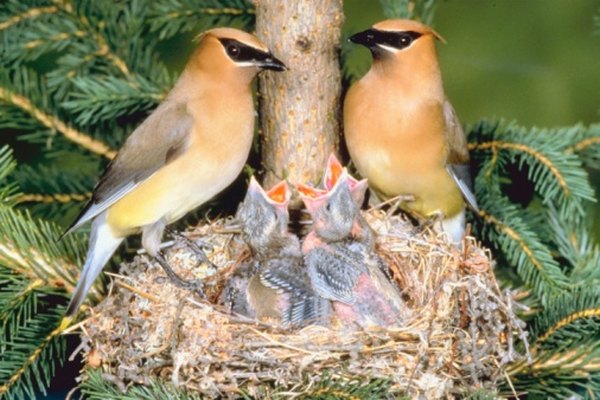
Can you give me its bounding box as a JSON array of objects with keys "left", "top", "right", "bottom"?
[
  {"left": 344, "top": 19, "right": 478, "bottom": 245},
  {"left": 298, "top": 170, "right": 406, "bottom": 328},
  {"left": 233, "top": 177, "right": 329, "bottom": 326},
  {"left": 62, "top": 28, "right": 286, "bottom": 318}
]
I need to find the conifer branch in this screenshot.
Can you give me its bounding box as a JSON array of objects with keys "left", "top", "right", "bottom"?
[
  {"left": 478, "top": 207, "right": 568, "bottom": 294},
  {"left": 0, "top": 278, "right": 43, "bottom": 324},
  {"left": 53, "top": 0, "right": 132, "bottom": 77},
  {"left": 15, "top": 192, "right": 91, "bottom": 204},
  {"left": 0, "top": 314, "right": 66, "bottom": 397},
  {"left": 0, "top": 87, "right": 116, "bottom": 159},
  {"left": 0, "top": 5, "right": 58, "bottom": 31},
  {"left": 535, "top": 308, "right": 600, "bottom": 346},
  {"left": 567, "top": 136, "right": 600, "bottom": 153},
  {"left": 469, "top": 140, "right": 570, "bottom": 196}
]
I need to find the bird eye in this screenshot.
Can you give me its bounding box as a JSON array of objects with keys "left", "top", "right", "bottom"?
[
  {"left": 226, "top": 44, "right": 240, "bottom": 58},
  {"left": 398, "top": 34, "right": 412, "bottom": 47}
]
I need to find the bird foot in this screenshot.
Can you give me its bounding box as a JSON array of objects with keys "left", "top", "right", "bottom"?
[
  {"left": 153, "top": 252, "right": 205, "bottom": 297},
  {"left": 168, "top": 230, "right": 218, "bottom": 270},
  {"left": 385, "top": 194, "right": 416, "bottom": 217},
  {"left": 418, "top": 211, "right": 445, "bottom": 234}
]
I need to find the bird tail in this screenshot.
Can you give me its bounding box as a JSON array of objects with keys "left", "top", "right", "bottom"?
[
  {"left": 65, "top": 213, "right": 123, "bottom": 317},
  {"left": 287, "top": 294, "right": 330, "bottom": 326}
]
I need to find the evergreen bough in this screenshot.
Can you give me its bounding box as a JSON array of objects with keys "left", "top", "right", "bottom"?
[{"left": 0, "top": 0, "right": 599, "bottom": 398}]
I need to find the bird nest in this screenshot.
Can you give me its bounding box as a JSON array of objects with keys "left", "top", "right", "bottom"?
[{"left": 77, "top": 209, "right": 529, "bottom": 399}]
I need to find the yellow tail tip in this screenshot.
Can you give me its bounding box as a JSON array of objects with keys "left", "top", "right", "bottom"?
[{"left": 58, "top": 316, "right": 74, "bottom": 332}]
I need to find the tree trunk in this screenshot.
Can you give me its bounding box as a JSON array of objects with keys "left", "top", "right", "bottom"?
[{"left": 255, "top": 0, "right": 343, "bottom": 206}]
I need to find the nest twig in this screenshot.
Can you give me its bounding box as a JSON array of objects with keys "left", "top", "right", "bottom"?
[{"left": 78, "top": 211, "right": 529, "bottom": 399}]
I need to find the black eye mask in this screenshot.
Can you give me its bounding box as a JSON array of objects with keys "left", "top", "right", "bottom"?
[
  {"left": 350, "top": 29, "right": 422, "bottom": 51},
  {"left": 218, "top": 38, "right": 271, "bottom": 63}
]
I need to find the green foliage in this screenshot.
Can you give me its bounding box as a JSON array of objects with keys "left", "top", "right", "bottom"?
[
  {"left": 0, "top": 0, "right": 599, "bottom": 398},
  {"left": 79, "top": 369, "right": 394, "bottom": 400},
  {"left": 0, "top": 145, "right": 90, "bottom": 399},
  {"left": 506, "top": 287, "right": 600, "bottom": 398},
  {"left": 468, "top": 121, "right": 598, "bottom": 303},
  {"left": 0, "top": 289, "right": 67, "bottom": 400},
  {"left": 147, "top": 0, "right": 255, "bottom": 40},
  {"left": 295, "top": 377, "right": 393, "bottom": 400},
  {"left": 379, "top": 0, "right": 437, "bottom": 25},
  {"left": 80, "top": 368, "right": 203, "bottom": 400}
]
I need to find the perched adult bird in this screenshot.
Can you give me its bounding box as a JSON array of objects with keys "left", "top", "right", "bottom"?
[
  {"left": 62, "top": 28, "right": 286, "bottom": 318},
  {"left": 230, "top": 177, "right": 329, "bottom": 326},
  {"left": 298, "top": 169, "right": 406, "bottom": 328},
  {"left": 344, "top": 19, "right": 478, "bottom": 244}
]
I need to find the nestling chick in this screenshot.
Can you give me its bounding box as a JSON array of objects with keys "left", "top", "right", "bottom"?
[
  {"left": 344, "top": 19, "right": 478, "bottom": 245},
  {"left": 299, "top": 168, "right": 406, "bottom": 328},
  {"left": 62, "top": 28, "right": 286, "bottom": 318},
  {"left": 232, "top": 177, "right": 329, "bottom": 326}
]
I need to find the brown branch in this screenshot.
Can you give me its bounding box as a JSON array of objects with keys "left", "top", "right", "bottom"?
[
  {"left": 51, "top": 0, "right": 131, "bottom": 77},
  {"left": 535, "top": 308, "right": 600, "bottom": 345},
  {"left": 0, "top": 240, "right": 76, "bottom": 292},
  {"left": 566, "top": 136, "right": 600, "bottom": 154},
  {"left": 0, "top": 87, "right": 116, "bottom": 159},
  {"left": 256, "top": 0, "right": 343, "bottom": 204},
  {"left": 16, "top": 192, "right": 91, "bottom": 204},
  {"left": 0, "top": 6, "right": 58, "bottom": 31},
  {"left": 167, "top": 6, "right": 255, "bottom": 19}
]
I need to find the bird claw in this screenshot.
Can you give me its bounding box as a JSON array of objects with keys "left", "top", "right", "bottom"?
[
  {"left": 417, "top": 211, "right": 445, "bottom": 234},
  {"left": 385, "top": 194, "right": 416, "bottom": 217},
  {"left": 153, "top": 252, "right": 205, "bottom": 297},
  {"left": 169, "top": 230, "right": 218, "bottom": 270}
]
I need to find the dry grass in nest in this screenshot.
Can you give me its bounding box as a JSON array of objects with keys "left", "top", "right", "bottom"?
[{"left": 77, "top": 210, "right": 529, "bottom": 399}]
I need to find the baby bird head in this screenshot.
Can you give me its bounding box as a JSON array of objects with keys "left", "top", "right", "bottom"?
[
  {"left": 236, "top": 177, "right": 291, "bottom": 255},
  {"left": 298, "top": 169, "right": 359, "bottom": 243}
]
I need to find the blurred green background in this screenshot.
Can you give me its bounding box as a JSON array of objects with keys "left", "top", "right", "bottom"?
[
  {"left": 345, "top": 0, "right": 600, "bottom": 127},
  {"left": 344, "top": 0, "right": 600, "bottom": 237}
]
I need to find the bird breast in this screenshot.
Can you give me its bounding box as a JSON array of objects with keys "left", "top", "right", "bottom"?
[
  {"left": 107, "top": 96, "right": 254, "bottom": 234},
  {"left": 344, "top": 78, "right": 463, "bottom": 216}
]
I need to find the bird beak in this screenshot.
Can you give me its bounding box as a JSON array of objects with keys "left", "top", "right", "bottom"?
[
  {"left": 266, "top": 180, "right": 290, "bottom": 204},
  {"left": 247, "top": 176, "right": 266, "bottom": 200},
  {"left": 257, "top": 54, "right": 287, "bottom": 71},
  {"left": 349, "top": 29, "right": 376, "bottom": 47},
  {"left": 324, "top": 153, "right": 344, "bottom": 190}
]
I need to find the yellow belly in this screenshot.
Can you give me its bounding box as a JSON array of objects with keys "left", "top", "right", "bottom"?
[
  {"left": 107, "top": 132, "right": 252, "bottom": 236},
  {"left": 344, "top": 81, "right": 464, "bottom": 218}
]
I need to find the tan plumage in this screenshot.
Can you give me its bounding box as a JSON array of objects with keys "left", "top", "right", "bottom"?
[
  {"left": 344, "top": 19, "right": 477, "bottom": 244},
  {"left": 63, "top": 28, "right": 286, "bottom": 317}
]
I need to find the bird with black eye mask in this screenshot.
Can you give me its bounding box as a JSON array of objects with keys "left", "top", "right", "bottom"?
[
  {"left": 61, "top": 28, "right": 286, "bottom": 322},
  {"left": 344, "top": 19, "right": 478, "bottom": 246}
]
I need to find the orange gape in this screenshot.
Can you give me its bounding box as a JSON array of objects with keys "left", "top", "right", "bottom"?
[{"left": 344, "top": 19, "right": 478, "bottom": 245}]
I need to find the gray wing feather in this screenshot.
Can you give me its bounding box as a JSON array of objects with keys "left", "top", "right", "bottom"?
[
  {"left": 443, "top": 99, "right": 478, "bottom": 211},
  {"left": 64, "top": 101, "right": 193, "bottom": 235},
  {"left": 305, "top": 246, "right": 363, "bottom": 304},
  {"left": 259, "top": 260, "right": 329, "bottom": 325},
  {"left": 447, "top": 165, "right": 479, "bottom": 211}
]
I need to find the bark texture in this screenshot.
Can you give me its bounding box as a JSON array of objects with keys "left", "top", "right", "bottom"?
[{"left": 255, "top": 0, "right": 343, "bottom": 205}]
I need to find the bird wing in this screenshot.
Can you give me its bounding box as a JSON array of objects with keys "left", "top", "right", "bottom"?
[
  {"left": 63, "top": 101, "right": 193, "bottom": 236},
  {"left": 443, "top": 99, "right": 479, "bottom": 211},
  {"left": 305, "top": 244, "right": 366, "bottom": 305},
  {"left": 259, "top": 260, "right": 330, "bottom": 325}
]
